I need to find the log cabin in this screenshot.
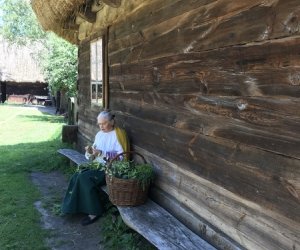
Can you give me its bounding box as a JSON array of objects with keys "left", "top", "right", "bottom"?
[
  {"left": 32, "top": 1, "right": 300, "bottom": 249},
  {"left": 0, "top": 38, "right": 47, "bottom": 103}
]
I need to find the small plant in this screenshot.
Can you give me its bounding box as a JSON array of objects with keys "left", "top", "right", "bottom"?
[{"left": 101, "top": 205, "right": 156, "bottom": 250}]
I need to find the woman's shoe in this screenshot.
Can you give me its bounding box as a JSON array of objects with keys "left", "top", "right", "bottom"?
[{"left": 81, "top": 215, "right": 100, "bottom": 226}]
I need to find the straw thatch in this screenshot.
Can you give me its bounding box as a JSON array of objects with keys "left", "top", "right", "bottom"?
[
  {"left": 31, "top": 0, "right": 86, "bottom": 43},
  {"left": 31, "top": 0, "right": 146, "bottom": 44},
  {"left": 0, "top": 38, "right": 45, "bottom": 83}
]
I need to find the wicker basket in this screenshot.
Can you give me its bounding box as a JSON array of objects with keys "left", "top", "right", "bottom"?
[{"left": 105, "top": 151, "right": 150, "bottom": 206}]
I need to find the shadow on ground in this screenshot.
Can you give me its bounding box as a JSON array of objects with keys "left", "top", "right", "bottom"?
[{"left": 31, "top": 171, "right": 105, "bottom": 250}]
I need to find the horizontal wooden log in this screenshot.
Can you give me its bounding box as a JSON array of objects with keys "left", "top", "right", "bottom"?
[
  {"left": 116, "top": 98, "right": 300, "bottom": 164},
  {"left": 109, "top": 0, "right": 279, "bottom": 50},
  {"left": 109, "top": 0, "right": 300, "bottom": 63},
  {"left": 109, "top": 36, "right": 300, "bottom": 97},
  {"left": 110, "top": 96, "right": 300, "bottom": 159},
  {"left": 138, "top": 147, "right": 300, "bottom": 250},
  {"left": 156, "top": 174, "right": 299, "bottom": 250},
  {"left": 111, "top": 91, "right": 300, "bottom": 120},
  {"left": 110, "top": 112, "right": 300, "bottom": 223},
  {"left": 109, "top": 0, "right": 216, "bottom": 41},
  {"left": 148, "top": 187, "right": 242, "bottom": 250}
]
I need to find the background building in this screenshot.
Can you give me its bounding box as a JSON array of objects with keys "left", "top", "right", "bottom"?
[{"left": 0, "top": 37, "right": 47, "bottom": 103}]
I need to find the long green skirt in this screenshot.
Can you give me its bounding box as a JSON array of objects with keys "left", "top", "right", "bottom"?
[{"left": 61, "top": 169, "right": 107, "bottom": 216}]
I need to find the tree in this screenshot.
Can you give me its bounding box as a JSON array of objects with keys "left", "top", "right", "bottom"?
[
  {"left": 0, "top": 0, "right": 78, "bottom": 113},
  {"left": 40, "top": 33, "right": 78, "bottom": 114},
  {"left": 0, "top": 0, "right": 45, "bottom": 44},
  {"left": 40, "top": 33, "right": 78, "bottom": 97}
]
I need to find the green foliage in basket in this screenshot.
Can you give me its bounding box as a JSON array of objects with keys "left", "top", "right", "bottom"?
[{"left": 103, "top": 160, "right": 154, "bottom": 190}]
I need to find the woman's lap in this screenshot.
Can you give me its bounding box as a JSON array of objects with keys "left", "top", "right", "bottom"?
[{"left": 61, "top": 169, "right": 107, "bottom": 216}]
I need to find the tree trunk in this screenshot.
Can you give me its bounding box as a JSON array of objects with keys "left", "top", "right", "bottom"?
[
  {"left": 56, "top": 89, "right": 68, "bottom": 114},
  {"left": 60, "top": 89, "right": 68, "bottom": 114}
]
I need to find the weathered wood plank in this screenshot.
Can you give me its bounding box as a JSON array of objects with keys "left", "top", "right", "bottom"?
[
  {"left": 101, "top": 187, "right": 217, "bottom": 249},
  {"left": 57, "top": 149, "right": 88, "bottom": 165},
  {"left": 271, "top": 0, "right": 300, "bottom": 38},
  {"left": 147, "top": 189, "right": 242, "bottom": 250},
  {"left": 140, "top": 147, "right": 300, "bottom": 250},
  {"left": 109, "top": 0, "right": 217, "bottom": 41},
  {"left": 111, "top": 97, "right": 300, "bottom": 159},
  {"left": 111, "top": 91, "right": 300, "bottom": 120},
  {"left": 109, "top": 0, "right": 284, "bottom": 51},
  {"left": 109, "top": 36, "right": 300, "bottom": 98},
  {"left": 111, "top": 113, "right": 300, "bottom": 223},
  {"left": 78, "top": 114, "right": 99, "bottom": 137},
  {"left": 155, "top": 172, "right": 300, "bottom": 250},
  {"left": 109, "top": 0, "right": 300, "bottom": 64},
  {"left": 116, "top": 106, "right": 300, "bottom": 182},
  {"left": 119, "top": 200, "right": 216, "bottom": 250}
]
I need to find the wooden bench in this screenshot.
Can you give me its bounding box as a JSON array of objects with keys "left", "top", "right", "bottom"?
[
  {"left": 58, "top": 148, "right": 216, "bottom": 250},
  {"left": 57, "top": 148, "right": 89, "bottom": 166},
  {"left": 44, "top": 99, "right": 52, "bottom": 106}
]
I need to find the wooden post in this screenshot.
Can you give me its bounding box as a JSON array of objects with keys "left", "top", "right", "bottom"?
[
  {"left": 104, "top": 27, "right": 109, "bottom": 109},
  {"left": 0, "top": 82, "right": 7, "bottom": 103},
  {"left": 62, "top": 125, "right": 78, "bottom": 144}
]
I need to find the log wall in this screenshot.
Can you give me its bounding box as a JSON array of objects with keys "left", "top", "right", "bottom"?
[
  {"left": 77, "top": 0, "right": 300, "bottom": 249},
  {"left": 6, "top": 82, "right": 48, "bottom": 96}
]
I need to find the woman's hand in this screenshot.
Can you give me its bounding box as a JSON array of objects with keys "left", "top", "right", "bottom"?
[
  {"left": 85, "top": 145, "right": 93, "bottom": 154},
  {"left": 92, "top": 148, "right": 102, "bottom": 157},
  {"left": 85, "top": 145, "right": 102, "bottom": 157}
]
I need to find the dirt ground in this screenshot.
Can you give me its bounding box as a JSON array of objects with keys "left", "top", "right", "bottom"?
[{"left": 31, "top": 171, "right": 105, "bottom": 250}]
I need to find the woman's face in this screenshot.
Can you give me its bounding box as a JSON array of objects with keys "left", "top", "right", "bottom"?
[{"left": 97, "top": 117, "right": 114, "bottom": 132}]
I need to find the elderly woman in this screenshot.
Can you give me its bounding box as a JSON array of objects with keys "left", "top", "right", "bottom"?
[{"left": 61, "top": 110, "right": 129, "bottom": 226}]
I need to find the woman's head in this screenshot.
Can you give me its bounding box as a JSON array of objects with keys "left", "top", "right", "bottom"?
[{"left": 97, "top": 110, "right": 115, "bottom": 132}]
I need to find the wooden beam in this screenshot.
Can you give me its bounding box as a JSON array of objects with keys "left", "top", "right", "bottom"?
[
  {"left": 78, "top": 2, "right": 97, "bottom": 23},
  {"left": 102, "top": 0, "right": 121, "bottom": 8},
  {"left": 77, "top": 11, "right": 96, "bottom": 23}
]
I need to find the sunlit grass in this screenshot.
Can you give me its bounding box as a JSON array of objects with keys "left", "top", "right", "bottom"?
[
  {"left": 0, "top": 106, "right": 63, "bottom": 145},
  {"left": 0, "top": 104, "right": 69, "bottom": 249}
]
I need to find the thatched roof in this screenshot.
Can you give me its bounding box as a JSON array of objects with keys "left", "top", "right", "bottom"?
[
  {"left": 0, "top": 38, "right": 45, "bottom": 83},
  {"left": 31, "top": 0, "right": 86, "bottom": 44},
  {"left": 31, "top": 0, "right": 145, "bottom": 44}
]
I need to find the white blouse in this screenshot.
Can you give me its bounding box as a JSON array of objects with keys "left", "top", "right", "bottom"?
[{"left": 85, "top": 129, "right": 123, "bottom": 163}]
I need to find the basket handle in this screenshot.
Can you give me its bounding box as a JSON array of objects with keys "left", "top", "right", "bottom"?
[{"left": 106, "top": 151, "right": 147, "bottom": 168}]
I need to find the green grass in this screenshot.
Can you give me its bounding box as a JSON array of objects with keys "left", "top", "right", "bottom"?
[{"left": 0, "top": 104, "right": 69, "bottom": 250}]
